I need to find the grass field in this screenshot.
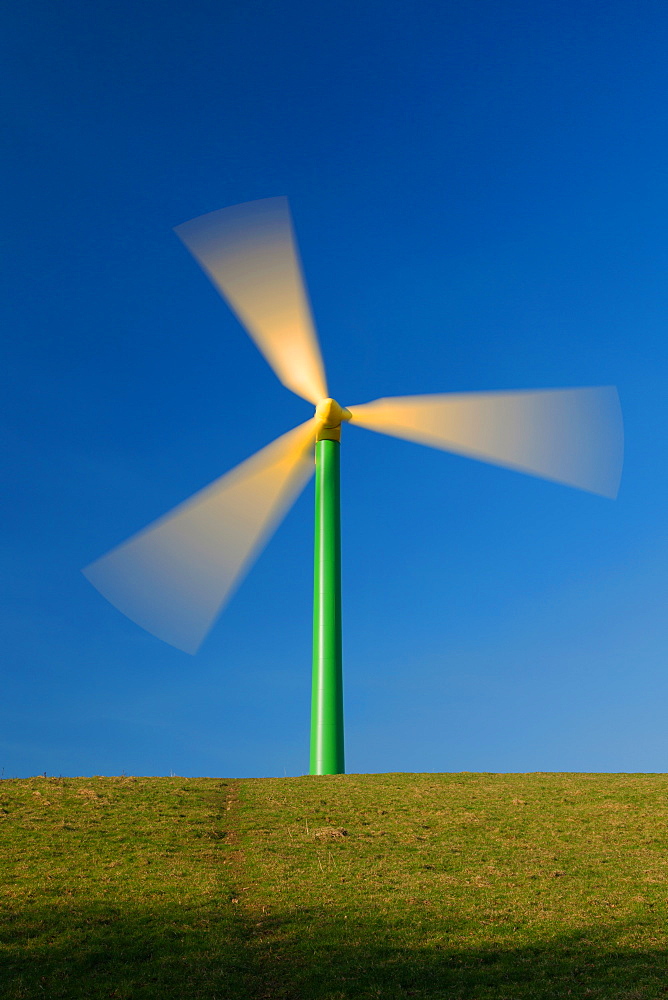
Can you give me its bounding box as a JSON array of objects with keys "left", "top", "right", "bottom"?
[{"left": 2, "top": 772, "right": 668, "bottom": 998}]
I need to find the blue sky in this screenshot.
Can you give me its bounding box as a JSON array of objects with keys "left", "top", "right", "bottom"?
[{"left": 3, "top": 0, "right": 668, "bottom": 778}]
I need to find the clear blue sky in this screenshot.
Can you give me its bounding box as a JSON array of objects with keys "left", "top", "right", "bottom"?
[{"left": 3, "top": 1, "right": 668, "bottom": 779}]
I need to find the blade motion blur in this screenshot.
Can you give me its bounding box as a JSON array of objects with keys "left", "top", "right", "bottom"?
[{"left": 84, "top": 196, "right": 624, "bottom": 774}]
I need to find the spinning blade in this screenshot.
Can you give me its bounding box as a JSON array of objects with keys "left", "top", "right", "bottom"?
[
  {"left": 83, "top": 419, "right": 317, "bottom": 654},
  {"left": 348, "top": 387, "right": 623, "bottom": 497},
  {"left": 175, "top": 197, "right": 328, "bottom": 404}
]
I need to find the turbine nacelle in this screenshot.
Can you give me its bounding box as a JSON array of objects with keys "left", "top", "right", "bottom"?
[{"left": 314, "top": 398, "right": 352, "bottom": 442}]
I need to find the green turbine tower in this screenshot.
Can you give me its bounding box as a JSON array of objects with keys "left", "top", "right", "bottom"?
[{"left": 83, "top": 197, "right": 624, "bottom": 776}]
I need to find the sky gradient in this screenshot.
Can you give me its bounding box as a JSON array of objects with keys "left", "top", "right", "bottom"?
[{"left": 3, "top": 1, "right": 668, "bottom": 778}]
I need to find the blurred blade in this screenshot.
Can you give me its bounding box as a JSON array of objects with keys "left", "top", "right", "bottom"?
[
  {"left": 83, "top": 419, "right": 317, "bottom": 654},
  {"left": 348, "top": 387, "right": 623, "bottom": 497},
  {"left": 175, "top": 197, "right": 328, "bottom": 404}
]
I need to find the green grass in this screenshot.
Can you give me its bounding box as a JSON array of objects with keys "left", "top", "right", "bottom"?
[{"left": 2, "top": 773, "right": 668, "bottom": 998}]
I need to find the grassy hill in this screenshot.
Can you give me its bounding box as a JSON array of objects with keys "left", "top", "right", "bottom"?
[{"left": 2, "top": 772, "right": 668, "bottom": 998}]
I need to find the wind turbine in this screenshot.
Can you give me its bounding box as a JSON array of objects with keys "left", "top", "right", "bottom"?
[{"left": 83, "top": 196, "right": 624, "bottom": 776}]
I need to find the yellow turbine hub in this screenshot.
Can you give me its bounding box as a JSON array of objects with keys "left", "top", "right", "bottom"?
[{"left": 315, "top": 398, "right": 352, "bottom": 442}]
